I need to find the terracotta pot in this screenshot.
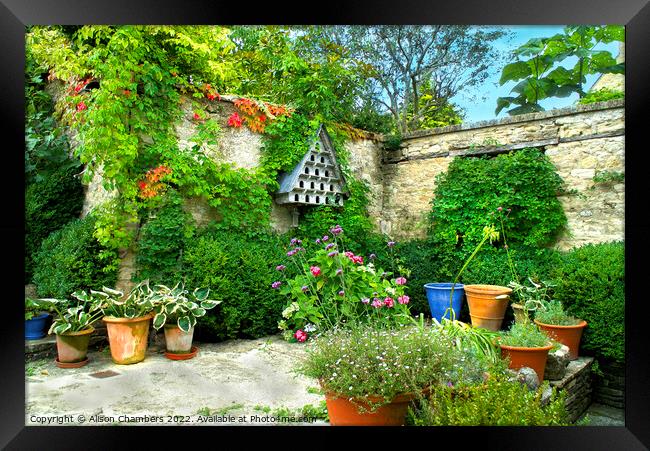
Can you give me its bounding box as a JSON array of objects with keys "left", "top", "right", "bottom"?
[
  {"left": 499, "top": 342, "right": 553, "bottom": 381},
  {"left": 103, "top": 314, "right": 153, "bottom": 365},
  {"left": 511, "top": 303, "right": 528, "bottom": 324},
  {"left": 324, "top": 391, "right": 419, "bottom": 426},
  {"left": 464, "top": 284, "right": 512, "bottom": 331},
  {"left": 55, "top": 326, "right": 94, "bottom": 364},
  {"left": 534, "top": 319, "right": 587, "bottom": 360},
  {"left": 164, "top": 324, "right": 194, "bottom": 354},
  {"left": 55, "top": 357, "right": 89, "bottom": 368},
  {"left": 165, "top": 346, "right": 199, "bottom": 361}
]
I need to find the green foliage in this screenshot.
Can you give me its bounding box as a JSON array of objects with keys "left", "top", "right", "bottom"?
[
  {"left": 299, "top": 324, "right": 491, "bottom": 410},
  {"left": 535, "top": 300, "right": 581, "bottom": 326},
  {"left": 32, "top": 215, "right": 119, "bottom": 298},
  {"left": 409, "top": 376, "right": 569, "bottom": 425},
  {"left": 591, "top": 170, "right": 625, "bottom": 186},
  {"left": 150, "top": 282, "right": 221, "bottom": 332},
  {"left": 405, "top": 79, "right": 464, "bottom": 130},
  {"left": 549, "top": 241, "right": 624, "bottom": 363},
  {"left": 40, "top": 290, "right": 104, "bottom": 334},
  {"left": 578, "top": 87, "right": 624, "bottom": 105},
  {"left": 261, "top": 113, "right": 320, "bottom": 178},
  {"left": 498, "top": 321, "right": 551, "bottom": 348},
  {"left": 428, "top": 148, "right": 567, "bottom": 249},
  {"left": 497, "top": 25, "right": 624, "bottom": 115},
  {"left": 25, "top": 165, "right": 85, "bottom": 283},
  {"left": 25, "top": 298, "right": 55, "bottom": 321},
  {"left": 181, "top": 227, "right": 290, "bottom": 340},
  {"left": 135, "top": 192, "right": 195, "bottom": 284}
]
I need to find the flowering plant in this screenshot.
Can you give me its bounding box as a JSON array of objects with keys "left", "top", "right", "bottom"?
[
  {"left": 274, "top": 225, "right": 413, "bottom": 341},
  {"left": 299, "top": 323, "right": 491, "bottom": 411}
]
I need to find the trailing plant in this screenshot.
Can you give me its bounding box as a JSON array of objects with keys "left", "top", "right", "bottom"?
[
  {"left": 428, "top": 148, "right": 567, "bottom": 249},
  {"left": 591, "top": 170, "right": 624, "bottom": 187},
  {"left": 409, "top": 375, "right": 569, "bottom": 426},
  {"left": 535, "top": 300, "right": 581, "bottom": 326},
  {"left": 549, "top": 241, "right": 624, "bottom": 363},
  {"left": 33, "top": 215, "right": 119, "bottom": 298},
  {"left": 150, "top": 282, "right": 221, "bottom": 332},
  {"left": 40, "top": 290, "right": 104, "bottom": 334},
  {"left": 275, "top": 225, "right": 413, "bottom": 341}
]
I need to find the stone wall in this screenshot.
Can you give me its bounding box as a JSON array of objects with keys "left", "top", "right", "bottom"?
[
  {"left": 549, "top": 357, "right": 594, "bottom": 423},
  {"left": 380, "top": 99, "right": 625, "bottom": 250}
]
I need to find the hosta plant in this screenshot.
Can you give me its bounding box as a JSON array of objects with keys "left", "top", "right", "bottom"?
[
  {"left": 150, "top": 282, "right": 221, "bottom": 332},
  {"left": 92, "top": 282, "right": 156, "bottom": 319},
  {"left": 41, "top": 290, "right": 104, "bottom": 335}
]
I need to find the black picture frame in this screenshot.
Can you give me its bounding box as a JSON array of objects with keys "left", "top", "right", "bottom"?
[{"left": 3, "top": 0, "right": 649, "bottom": 448}]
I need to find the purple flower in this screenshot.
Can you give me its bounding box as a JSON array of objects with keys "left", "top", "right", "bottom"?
[
  {"left": 301, "top": 285, "right": 309, "bottom": 293},
  {"left": 330, "top": 225, "right": 343, "bottom": 235},
  {"left": 338, "top": 290, "right": 345, "bottom": 297},
  {"left": 387, "top": 241, "right": 395, "bottom": 248},
  {"left": 361, "top": 298, "right": 370, "bottom": 304},
  {"left": 369, "top": 253, "right": 376, "bottom": 260},
  {"left": 325, "top": 243, "right": 336, "bottom": 251},
  {"left": 322, "top": 235, "right": 329, "bottom": 242},
  {"left": 328, "top": 251, "right": 339, "bottom": 257},
  {"left": 336, "top": 268, "right": 343, "bottom": 276},
  {"left": 447, "top": 381, "right": 454, "bottom": 388},
  {"left": 287, "top": 249, "right": 297, "bottom": 257},
  {"left": 315, "top": 239, "right": 321, "bottom": 244},
  {"left": 271, "top": 281, "right": 282, "bottom": 289},
  {"left": 276, "top": 265, "right": 286, "bottom": 271},
  {"left": 290, "top": 238, "right": 298, "bottom": 245}
]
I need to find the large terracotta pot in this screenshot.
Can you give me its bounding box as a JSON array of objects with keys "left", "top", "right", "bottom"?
[
  {"left": 324, "top": 391, "right": 419, "bottom": 426},
  {"left": 56, "top": 326, "right": 94, "bottom": 364},
  {"left": 164, "top": 324, "right": 194, "bottom": 354},
  {"left": 103, "top": 314, "right": 153, "bottom": 365},
  {"left": 499, "top": 343, "right": 553, "bottom": 382},
  {"left": 465, "top": 284, "right": 512, "bottom": 331},
  {"left": 534, "top": 319, "right": 587, "bottom": 360}
]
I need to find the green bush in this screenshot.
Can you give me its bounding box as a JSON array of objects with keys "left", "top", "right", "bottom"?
[
  {"left": 550, "top": 241, "right": 625, "bottom": 364},
  {"left": 578, "top": 87, "right": 624, "bottom": 105},
  {"left": 428, "top": 148, "right": 568, "bottom": 249},
  {"left": 408, "top": 376, "right": 569, "bottom": 426},
  {"left": 135, "top": 192, "right": 195, "bottom": 285},
  {"left": 32, "top": 215, "right": 118, "bottom": 298},
  {"left": 25, "top": 165, "right": 85, "bottom": 283},
  {"left": 181, "top": 226, "right": 291, "bottom": 341}
]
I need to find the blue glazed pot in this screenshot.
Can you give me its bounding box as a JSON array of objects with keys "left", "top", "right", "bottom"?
[
  {"left": 424, "top": 283, "right": 465, "bottom": 322},
  {"left": 25, "top": 313, "right": 50, "bottom": 340}
]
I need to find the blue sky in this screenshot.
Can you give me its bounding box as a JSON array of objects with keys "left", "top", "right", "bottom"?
[{"left": 451, "top": 25, "right": 622, "bottom": 123}]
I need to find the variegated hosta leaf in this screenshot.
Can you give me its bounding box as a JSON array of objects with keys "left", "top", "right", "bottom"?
[
  {"left": 178, "top": 316, "right": 191, "bottom": 333},
  {"left": 201, "top": 300, "right": 221, "bottom": 310},
  {"left": 191, "top": 308, "right": 206, "bottom": 318},
  {"left": 153, "top": 313, "right": 167, "bottom": 330},
  {"left": 102, "top": 286, "right": 124, "bottom": 297},
  {"left": 166, "top": 303, "right": 179, "bottom": 315},
  {"left": 189, "top": 316, "right": 197, "bottom": 328},
  {"left": 154, "top": 304, "right": 164, "bottom": 314},
  {"left": 38, "top": 297, "right": 64, "bottom": 304},
  {"left": 53, "top": 323, "right": 71, "bottom": 335},
  {"left": 187, "top": 301, "right": 199, "bottom": 310},
  {"left": 193, "top": 288, "right": 210, "bottom": 301},
  {"left": 90, "top": 290, "right": 109, "bottom": 299},
  {"left": 67, "top": 306, "right": 83, "bottom": 315},
  {"left": 79, "top": 312, "right": 89, "bottom": 325},
  {"left": 71, "top": 290, "right": 91, "bottom": 302},
  {"left": 125, "top": 307, "right": 136, "bottom": 318}
]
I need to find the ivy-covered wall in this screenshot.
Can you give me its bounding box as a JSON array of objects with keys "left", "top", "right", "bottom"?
[{"left": 381, "top": 99, "right": 624, "bottom": 250}]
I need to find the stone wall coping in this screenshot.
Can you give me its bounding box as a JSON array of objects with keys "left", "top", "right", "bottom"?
[{"left": 383, "top": 99, "right": 625, "bottom": 143}]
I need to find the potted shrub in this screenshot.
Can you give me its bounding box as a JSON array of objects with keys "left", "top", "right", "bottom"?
[
  {"left": 299, "top": 323, "right": 489, "bottom": 426},
  {"left": 93, "top": 282, "right": 157, "bottom": 365},
  {"left": 25, "top": 298, "right": 54, "bottom": 340},
  {"left": 40, "top": 290, "right": 104, "bottom": 368},
  {"left": 496, "top": 321, "right": 554, "bottom": 382},
  {"left": 534, "top": 300, "right": 587, "bottom": 360},
  {"left": 150, "top": 282, "right": 221, "bottom": 360},
  {"left": 508, "top": 277, "right": 556, "bottom": 324}
]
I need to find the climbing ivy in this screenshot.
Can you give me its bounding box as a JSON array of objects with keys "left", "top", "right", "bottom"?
[{"left": 428, "top": 148, "right": 568, "bottom": 249}]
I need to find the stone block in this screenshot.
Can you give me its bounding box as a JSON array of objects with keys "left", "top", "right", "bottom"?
[{"left": 545, "top": 345, "right": 570, "bottom": 380}]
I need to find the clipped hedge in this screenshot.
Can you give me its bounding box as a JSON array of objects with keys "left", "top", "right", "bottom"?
[
  {"left": 550, "top": 241, "right": 625, "bottom": 364},
  {"left": 32, "top": 215, "right": 118, "bottom": 298},
  {"left": 181, "top": 226, "right": 291, "bottom": 341},
  {"left": 25, "top": 165, "right": 85, "bottom": 283}
]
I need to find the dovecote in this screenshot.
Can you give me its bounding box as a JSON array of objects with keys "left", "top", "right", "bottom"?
[{"left": 275, "top": 124, "right": 347, "bottom": 207}]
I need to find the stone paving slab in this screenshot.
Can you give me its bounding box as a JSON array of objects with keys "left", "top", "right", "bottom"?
[
  {"left": 579, "top": 402, "right": 625, "bottom": 426},
  {"left": 25, "top": 335, "right": 327, "bottom": 426}
]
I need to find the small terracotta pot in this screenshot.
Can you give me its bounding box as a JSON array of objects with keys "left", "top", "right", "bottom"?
[
  {"left": 465, "top": 284, "right": 512, "bottom": 331},
  {"left": 55, "top": 326, "right": 94, "bottom": 364},
  {"left": 534, "top": 319, "right": 587, "bottom": 360},
  {"left": 499, "top": 343, "right": 553, "bottom": 382},
  {"left": 164, "top": 324, "right": 195, "bottom": 354},
  {"left": 165, "top": 346, "right": 199, "bottom": 361},
  {"left": 324, "top": 391, "right": 419, "bottom": 426},
  {"left": 103, "top": 314, "right": 153, "bottom": 365}
]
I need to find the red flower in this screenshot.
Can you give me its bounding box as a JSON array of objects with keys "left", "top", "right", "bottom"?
[
  {"left": 193, "top": 112, "right": 201, "bottom": 121},
  {"left": 138, "top": 181, "right": 147, "bottom": 190},
  {"left": 258, "top": 114, "right": 267, "bottom": 123},
  {"left": 76, "top": 102, "right": 87, "bottom": 111},
  {"left": 123, "top": 89, "right": 131, "bottom": 96},
  {"left": 227, "top": 112, "right": 243, "bottom": 127}
]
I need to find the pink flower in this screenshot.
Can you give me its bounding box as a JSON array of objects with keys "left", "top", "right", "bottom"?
[
  {"left": 384, "top": 297, "right": 395, "bottom": 308},
  {"left": 287, "top": 249, "right": 297, "bottom": 257},
  {"left": 344, "top": 251, "right": 354, "bottom": 258},
  {"left": 276, "top": 265, "right": 286, "bottom": 271},
  {"left": 76, "top": 101, "right": 87, "bottom": 111},
  {"left": 395, "top": 277, "right": 407, "bottom": 285},
  {"left": 330, "top": 225, "right": 343, "bottom": 235},
  {"left": 371, "top": 298, "right": 384, "bottom": 308},
  {"left": 352, "top": 255, "right": 364, "bottom": 264},
  {"left": 294, "top": 330, "right": 307, "bottom": 342},
  {"left": 322, "top": 235, "right": 329, "bottom": 242},
  {"left": 338, "top": 290, "right": 345, "bottom": 297},
  {"left": 310, "top": 266, "right": 321, "bottom": 277},
  {"left": 497, "top": 206, "right": 503, "bottom": 212},
  {"left": 398, "top": 295, "right": 410, "bottom": 305}
]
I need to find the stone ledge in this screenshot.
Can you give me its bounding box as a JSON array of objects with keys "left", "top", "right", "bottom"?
[{"left": 549, "top": 357, "right": 594, "bottom": 423}]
